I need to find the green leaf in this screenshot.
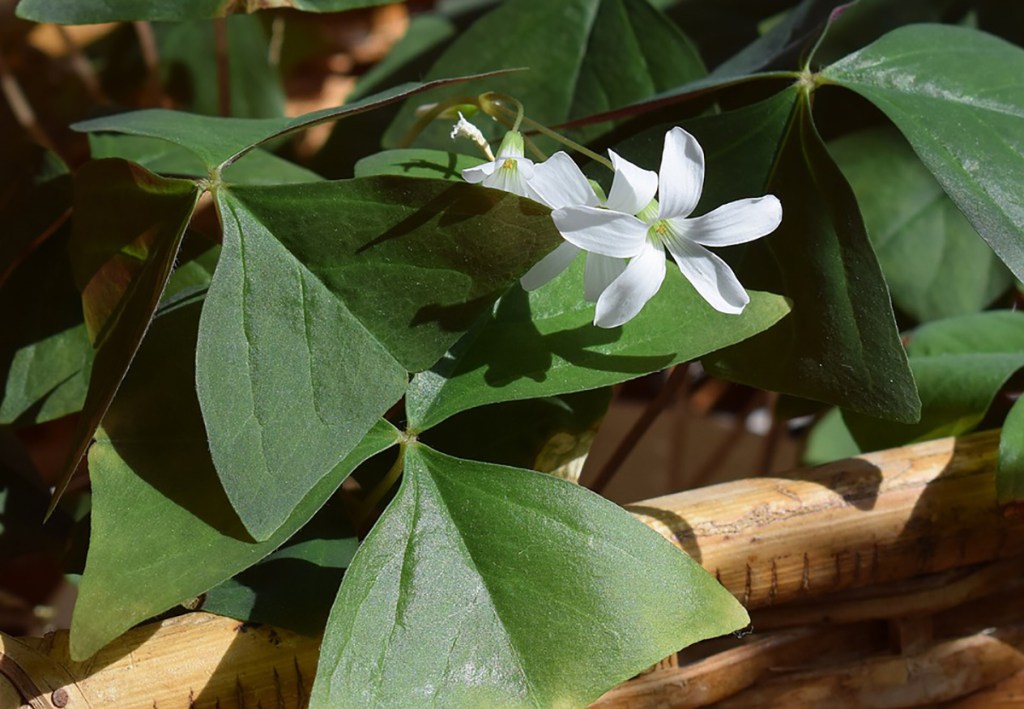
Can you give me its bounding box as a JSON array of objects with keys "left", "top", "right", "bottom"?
[
  {"left": 822, "top": 24, "right": 1024, "bottom": 282},
  {"left": 49, "top": 160, "right": 200, "bottom": 513},
  {"left": 710, "top": 0, "right": 841, "bottom": 80},
  {"left": 998, "top": 396, "right": 1024, "bottom": 504},
  {"left": 201, "top": 534, "right": 359, "bottom": 636},
  {"left": 354, "top": 149, "right": 482, "bottom": 181},
  {"left": 311, "top": 444, "right": 748, "bottom": 708},
  {"left": 0, "top": 227, "right": 92, "bottom": 426},
  {"left": 72, "top": 73, "right": 512, "bottom": 171},
  {"left": 802, "top": 407, "right": 861, "bottom": 465},
  {"left": 843, "top": 311, "right": 1024, "bottom": 451},
  {"left": 199, "top": 178, "right": 561, "bottom": 540},
  {"left": 829, "top": 128, "right": 1011, "bottom": 322},
  {"left": 407, "top": 258, "right": 790, "bottom": 431},
  {"left": 73, "top": 299, "right": 399, "bottom": 660},
  {"left": 16, "top": 0, "right": 393, "bottom": 24},
  {"left": 706, "top": 89, "right": 921, "bottom": 423},
  {"left": 155, "top": 15, "right": 284, "bottom": 118},
  {"left": 384, "top": 0, "right": 705, "bottom": 150},
  {"left": 89, "top": 134, "right": 322, "bottom": 184},
  {"left": 420, "top": 388, "right": 612, "bottom": 474},
  {"left": 808, "top": 0, "right": 957, "bottom": 69}
]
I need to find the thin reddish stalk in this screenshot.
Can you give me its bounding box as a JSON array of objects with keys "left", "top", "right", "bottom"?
[{"left": 589, "top": 364, "right": 690, "bottom": 494}]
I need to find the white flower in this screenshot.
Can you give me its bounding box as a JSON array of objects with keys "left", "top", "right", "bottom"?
[
  {"left": 462, "top": 130, "right": 535, "bottom": 198},
  {"left": 518, "top": 152, "right": 625, "bottom": 301},
  {"left": 552, "top": 127, "right": 782, "bottom": 328},
  {"left": 461, "top": 133, "right": 626, "bottom": 301}
]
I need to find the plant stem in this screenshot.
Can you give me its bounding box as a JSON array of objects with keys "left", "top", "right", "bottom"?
[
  {"left": 213, "top": 18, "right": 231, "bottom": 117},
  {"left": 133, "top": 21, "right": 167, "bottom": 107},
  {"left": 355, "top": 444, "right": 405, "bottom": 526},
  {"left": 589, "top": 365, "right": 691, "bottom": 494},
  {"left": 56, "top": 26, "right": 106, "bottom": 103},
  {"left": 0, "top": 54, "right": 57, "bottom": 153}
]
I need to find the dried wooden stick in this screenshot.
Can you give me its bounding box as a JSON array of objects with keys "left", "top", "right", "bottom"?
[
  {"left": 750, "top": 557, "right": 1024, "bottom": 631},
  {"left": 3, "top": 613, "right": 318, "bottom": 708},
  {"left": 592, "top": 624, "right": 885, "bottom": 708},
  {"left": 629, "top": 430, "right": 1024, "bottom": 609},
  {"left": 716, "top": 627, "right": 1024, "bottom": 708},
  {"left": 4, "top": 432, "right": 1022, "bottom": 708},
  {"left": 945, "top": 668, "right": 1024, "bottom": 707}
]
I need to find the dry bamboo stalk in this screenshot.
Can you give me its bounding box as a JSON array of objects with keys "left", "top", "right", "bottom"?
[
  {"left": 591, "top": 624, "right": 886, "bottom": 708},
  {"left": 944, "top": 668, "right": 1024, "bottom": 707},
  {"left": 750, "top": 557, "right": 1024, "bottom": 630},
  {"left": 716, "top": 627, "right": 1024, "bottom": 708},
  {"left": 2, "top": 613, "right": 319, "bottom": 708},
  {"left": 629, "top": 430, "right": 1024, "bottom": 609},
  {"left": 2, "top": 432, "right": 1021, "bottom": 708}
]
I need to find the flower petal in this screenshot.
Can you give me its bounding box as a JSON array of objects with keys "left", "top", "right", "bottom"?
[
  {"left": 674, "top": 195, "right": 782, "bottom": 246},
  {"left": 551, "top": 206, "right": 648, "bottom": 258},
  {"left": 521, "top": 242, "right": 579, "bottom": 291},
  {"left": 663, "top": 237, "right": 749, "bottom": 314},
  {"left": 583, "top": 253, "right": 626, "bottom": 303},
  {"left": 482, "top": 157, "right": 535, "bottom": 198},
  {"left": 658, "top": 127, "right": 705, "bottom": 219},
  {"left": 528, "top": 152, "right": 599, "bottom": 209},
  {"left": 462, "top": 161, "right": 497, "bottom": 183},
  {"left": 594, "top": 240, "right": 666, "bottom": 328},
  {"left": 606, "top": 150, "right": 658, "bottom": 215}
]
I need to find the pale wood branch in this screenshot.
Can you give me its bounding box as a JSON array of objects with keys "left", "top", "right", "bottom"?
[{"left": 2, "top": 431, "right": 1021, "bottom": 708}]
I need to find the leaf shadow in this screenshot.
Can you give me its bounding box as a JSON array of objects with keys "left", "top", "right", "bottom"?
[
  {"left": 354, "top": 181, "right": 509, "bottom": 255},
  {"left": 623, "top": 504, "right": 703, "bottom": 564},
  {"left": 387, "top": 155, "right": 465, "bottom": 180},
  {"left": 104, "top": 301, "right": 253, "bottom": 544},
  {"left": 452, "top": 286, "right": 675, "bottom": 388}
]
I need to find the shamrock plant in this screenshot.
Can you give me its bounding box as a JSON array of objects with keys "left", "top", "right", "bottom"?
[{"left": 4, "top": 0, "right": 1024, "bottom": 707}]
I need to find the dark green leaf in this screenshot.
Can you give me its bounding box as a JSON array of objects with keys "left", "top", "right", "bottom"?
[
  {"left": 311, "top": 444, "right": 748, "bottom": 708},
  {"left": 706, "top": 90, "right": 921, "bottom": 423},
  {"left": 843, "top": 311, "right": 1024, "bottom": 451},
  {"left": 73, "top": 299, "right": 399, "bottom": 660},
  {"left": 384, "top": 0, "right": 705, "bottom": 150},
  {"left": 407, "top": 259, "right": 789, "bottom": 431},
  {"left": 49, "top": 160, "right": 200, "bottom": 514},
  {"left": 73, "top": 73, "right": 513, "bottom": 170},
  {"left": 200, "top": 521, "right": 359, "bottom": 636},
  {"left": 822, "top": 24, "right": 1024, "bottom": 281},
  {"left": 16, "top": 0, "right": 393, "bottom": 24},
  {"left": 89, "top": 134, "right": 322, "bottom": 184},
  {"left": 711, "top": 0, "right": 841, "bottom": 79},
  {"left": 808, "top": 0, "right": 957, "bottom": 69},
  {"left": 829, "top": 128, "right": 1011, "bottom": 322},
  {"left": 199, "top": 178, "right": 561, "bottom": 540},
  {"left": 420, "top": 388, "right": 612, "bottom": 474},
  {"left": 998, "top": 396, "right": 1024, "bottom": 504}
]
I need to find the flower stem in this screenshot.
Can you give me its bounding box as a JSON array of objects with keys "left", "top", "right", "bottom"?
[{"left": 480, "top": 92, "right": 613, "bottom": 171}]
